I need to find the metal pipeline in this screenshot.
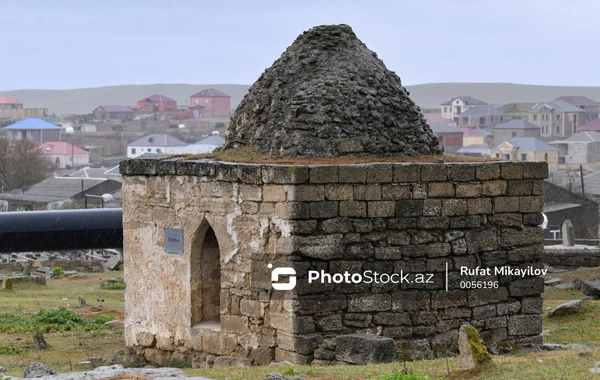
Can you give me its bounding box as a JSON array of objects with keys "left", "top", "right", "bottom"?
[{"left": 0, "top": 208, "right": 123, "bottom": 253}]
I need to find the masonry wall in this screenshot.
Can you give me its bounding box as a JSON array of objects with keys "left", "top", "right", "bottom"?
[{"left": 120, "top": 158, "right": 548, "bottom": 366}]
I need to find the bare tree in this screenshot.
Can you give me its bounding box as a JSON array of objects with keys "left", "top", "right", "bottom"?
[{"left": 0, "top": 137, "right": 56, "bottom": 191}]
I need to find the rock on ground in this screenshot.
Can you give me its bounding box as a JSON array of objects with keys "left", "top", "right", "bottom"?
[
  {"left": 581, "top": 280, "right": 600, "bottom": 298},
  {"left": 547, "top": 299, "right": 584, "bottom": 317},
  {"left": 23, "top": 362, "right": 56, "bottom": 378},
  {"left": 16, "top": 366, "right": 213, "bottom": 380},
  {"left": 335, "top": 334, "right": 396, "bottom": 364}
]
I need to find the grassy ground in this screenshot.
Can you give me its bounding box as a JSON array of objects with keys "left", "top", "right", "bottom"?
[
  {"left": 1, "top": 269, "right": 600, "bottom": 379},
  {"left": 0, "top": 273, "right": 125, "bottom": 377}
]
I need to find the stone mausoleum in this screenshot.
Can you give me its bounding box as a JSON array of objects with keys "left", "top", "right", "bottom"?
[{"left": 121, "top": 25, "right": 547, "bottom": 366}]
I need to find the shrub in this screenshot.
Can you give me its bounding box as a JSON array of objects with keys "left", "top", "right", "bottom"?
[
  {"left": 0, "top": 342, "right": 25, "bottom": 355},
  {"left": 102, "top": 281, "right": 125, "bottom": 290},
  {"left": 51, "top": 267, "right": 64, "bottom": 276},
  {"left": 36, "top": 307, "right": 83, "bottom": 325}
]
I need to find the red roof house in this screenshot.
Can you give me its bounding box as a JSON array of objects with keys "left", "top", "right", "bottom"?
[
  {"left": 137, "top": 94, "right": 177, "bottom": 112},
  {"left": 0, "top": 95, "right": 23, "bottom": 109},
  {"left": 36, "top": 141, "right": 89, "bottom": 169},
  {"left": 190, "top": 89, "right": 231, "bottom": 117}
]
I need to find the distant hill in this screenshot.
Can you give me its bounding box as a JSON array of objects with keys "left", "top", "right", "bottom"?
[
  {"left": 2, "top": 82, "right": 600, "bottom": 116},
  {"left": 0, "top": 84, "right": 252, "bottom": 116}
]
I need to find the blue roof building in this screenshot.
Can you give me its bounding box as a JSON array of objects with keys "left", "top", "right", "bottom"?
[{"left": 3, "top": 118, "right": 62, "bottom": 144}]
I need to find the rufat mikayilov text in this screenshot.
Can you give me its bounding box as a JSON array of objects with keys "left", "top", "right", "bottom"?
[{"left": 460, "top": 266, "right": 547, "bottom": 277}]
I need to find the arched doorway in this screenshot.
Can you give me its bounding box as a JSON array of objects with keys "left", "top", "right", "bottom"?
[{"left": 191, "top": 225, "right": 221, "bottom": 326}]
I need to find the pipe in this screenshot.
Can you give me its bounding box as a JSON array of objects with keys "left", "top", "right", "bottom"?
[{"left": 0, "top": 208, "right": 123, "bottom": 253}]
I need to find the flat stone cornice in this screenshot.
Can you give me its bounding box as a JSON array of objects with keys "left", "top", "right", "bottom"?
[{"left": 119, "top": 158, "right": 548, "bottom": 184}]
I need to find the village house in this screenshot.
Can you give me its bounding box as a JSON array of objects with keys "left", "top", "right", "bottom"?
[
  {"left": 457, "top": 127, "right": 485, "bottom": 147},
  {"left": 126, "top": 133, "right": 188, "bottom": 158},
  {"left": 36, "top": 141, "right": 89, "bottom": 169},
  {"left": 581, "top": 118, "right": 600, "bottom": 132},
  {"left": 528, "top": 100, "right": 586, "bottom": 138},
  {"left": 455, "top": 105, "right": 505, "bottom": 129},
  {"left": 493, "top": 119, "right": 541, "bottom": 146},
  {"left": 423, "top": 113, "right": 455, "bottom": 126},
  {"left": 555, "top": 96, "right": 600, "bottom": 123},
  {"left": 0, "top": 95, "right": 23, "bottom": 109},
  {"left": 93, "top": 105, "right": 134, "bottom": 121},
  {"left": 549, "top": 131, "right": 600, "bottom": 165},
  {"left": 3, "top": 118, "right": 61, "bottom": 144},
  {"left": 427, "top": 123, "right": 463, "bottom": 153},
  {"left": 137, "top": 94, "right": 177, "bottom": 112},
  {"left": 440, "top": 96, "right": 487, "bottom": 121},
  {"left": 189, "top": 88, "right": 231, "bottom": 117},
  {"left": 491, "top": 137, "right": 558, "bottom": 171}
]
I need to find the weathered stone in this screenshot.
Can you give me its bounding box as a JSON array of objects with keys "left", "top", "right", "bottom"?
[
  {"left": 335, "top": 334, "right": 396, "bottom": 364},
  {"left": 547, "top": 299, "right": 584, "bottom": 317},
  {"left": 32, "top": 331, "right": 49, "bottom": 350},
  {"left": 581, "top": 280, "right": 600, "bottom": 298},
  {"left": 458, "top": 324, "right": 493, "bottom": 370},
  {"left": 2, "top": 277, "right": 13, "bottom": 290},
  {"left": 507, "top": 315, "right": 542, "bottom": 336},
  {"left": 136, "top": 331, "right": 156, "bottom": 348},
  {"left": 24, "top": 362, "right": 57, "bottom": 378},
  {"left": 224, "top": 25, "right": 442, "bottom": 157}
]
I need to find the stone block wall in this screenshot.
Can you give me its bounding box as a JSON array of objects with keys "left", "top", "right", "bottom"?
[{"left": 120, "top": 158, "right": 548, "bottom": 366}]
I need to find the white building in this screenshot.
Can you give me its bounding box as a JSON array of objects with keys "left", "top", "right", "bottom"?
[{"left": 127, "top": 134, "right": 188, "bottom": 158}]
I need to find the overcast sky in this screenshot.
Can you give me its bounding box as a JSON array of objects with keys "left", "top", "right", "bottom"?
[{"left": 2, "top": 0, "right": 599, "bottom": 91}]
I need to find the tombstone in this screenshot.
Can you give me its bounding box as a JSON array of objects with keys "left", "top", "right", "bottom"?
[
  {"left": 32, "top": 331, "right": 49, "bottom": 350},
  {"left": 106, "top": 255, "right": 122, "bottom": 271},
  {"left": 562, "top": 219, "right": 575, "bottom": 246},
  {"left": 1, "top": 277, "right": 12, "bottom": 290},
  {"left": 458, "top": 324, "right": 493, "bottom": 370},
  {"left": 77, "top": 295, "right": 87, "bottom": 308}
]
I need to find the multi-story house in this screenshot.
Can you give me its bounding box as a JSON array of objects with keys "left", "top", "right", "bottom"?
[
  {"left": 137, "top": 94, "right": 177, "bottom": 112},
  {"left": 428, "top": 123, "right": 463, "bottom": 154},
  {"left": 528, "top": 100, "right": 586, "bottom": 138},
  {"left": 0, "top": 95, "right": 23, "bottom": 109},
  {"left": 440, "top": 96, "right": 487, "bottom": 121},
  {"left": 190, "top": 89, "right": 231, "bottom": 118},
  {"left": 493, "top": 119, "right": 541, "bottom": 146},
  {"left": 549, "top": 131, "right": 600, "bottom": 165},
  {"left": 127, "top": 134, "right": 188, "bottom": 158},
  {"left": 554, "top": 96, "right": 600, "bottom": 123},
  {"left": 455, "top": 105, "right": 505, "bottom": 129},
  {"left": 92, "top": 105, "right": 133, "bottom": 121}
]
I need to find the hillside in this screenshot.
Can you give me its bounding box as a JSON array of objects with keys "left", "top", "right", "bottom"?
[{"left": 2, "top": 82, "right": 600, "bottom": 115}]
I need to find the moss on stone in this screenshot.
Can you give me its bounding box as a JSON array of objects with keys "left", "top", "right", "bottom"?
[{"left": 464, "top": 324, "right": 493, "bottom": 365}]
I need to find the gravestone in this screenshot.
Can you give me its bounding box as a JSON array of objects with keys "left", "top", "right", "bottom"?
[{"left": 562, "top": 219, "right": 574, "bottom": 246}]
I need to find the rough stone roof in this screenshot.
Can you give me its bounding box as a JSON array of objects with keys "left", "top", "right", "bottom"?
[
  {"left": 223, "top": 24, "right": 442, "bottom": 158},
  {"left": 497, "top": 137, "right": 557, "bottom": 151},
  {"left": 140, "top": 94, "right": 176, "bottom": 102},
  {"left": 549, "top": 131, "right": 600, "bottom": 144},
  {"left": 530, "top": 100, "right": 586, "bottom": 113},
  {"left": 581, "top": 118, "right": 600, "bottom": 131},
  {"left": 554, "top": 96, "right": 599, "bottom": 107}
]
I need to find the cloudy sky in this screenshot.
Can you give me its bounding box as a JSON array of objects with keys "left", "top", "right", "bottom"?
[{"left": 2, "top": 0, "right": 599, "bottom": 91}]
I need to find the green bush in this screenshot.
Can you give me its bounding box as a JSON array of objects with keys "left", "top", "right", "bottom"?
[
  {"left": 0, "top": 342, "right": 25, "bottom": 355},
  {"left": 36, "top": 307, "right": 83, "bottom": 325},
  {"left": 51, "top": 267, "right": 65, "bottom": 276},
  {"left": 92, "top": 315, "right": 116, "bottom": 325},
  {"left": 102, "top": 281, "right": 125, "bottom": 290}
]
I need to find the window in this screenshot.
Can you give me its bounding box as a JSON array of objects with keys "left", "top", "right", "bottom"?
[
  {"left": 55, "top": 157, "right": 60, "bottom": 164},
  {"left": 205, "top": 99, "right": 209, "bottom": 104},
  {"left": 512, "top": 131, "right": 517, "bottom": 137},
  {"left": 438, "top": 135, "right": 444, "bottom": 142},
  {"left": 500, "top": 117, "right": 503, "bottom": 122},
  {"left": 131, "top": 148, "right": 136, "bottom": 154},
  {"left": 147, "top": 148, "right": 151, "bottom": 152},
  {"left": 544, "top": 153, "right": 548, "bottom": 161},
  {"left": 479, "top": 117, "right": 486, "bottom": 125},
  {"left": 533, "top": 114, "right": 538, "bottom": 121},
  {"left": 443, "top": 107, "right": 447, "bottom": 112},
  {"left": 556, "top": 114, "right": 561, "bottom": 120},
  {"left": 556, "top": 126, "right": 560, "bottom": 134},
  {"left": 156, "top": 148, "right": 162, "bottom": 153},
  {"left": 462, "top": 117, "right": 468, "bottom": 125},
  {"left": 195, "top": 99, "right": 198, "bottom": 104},
  {"left": 521, "top": 154, "right": 527, "bottom": 161},
  {"left": 495, "top": 153, "right": 500, "bottom": 158}
]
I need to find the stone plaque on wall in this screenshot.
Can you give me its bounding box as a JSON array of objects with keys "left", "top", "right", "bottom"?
[{"left": 164, "top": 228, "right": 184, "bottom": 254}]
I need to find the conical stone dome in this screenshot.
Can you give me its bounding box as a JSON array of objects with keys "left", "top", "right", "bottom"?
[{"left": 224, "top": 24, "right": 443, "bottom": 158}]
